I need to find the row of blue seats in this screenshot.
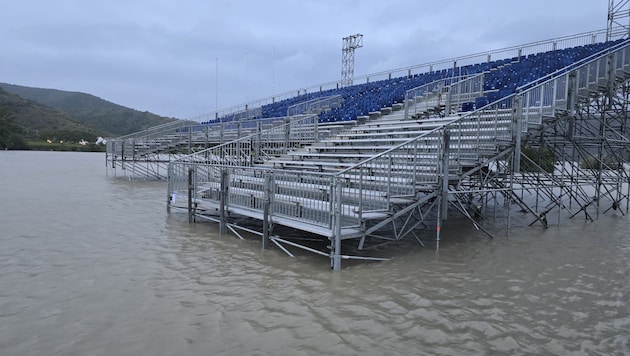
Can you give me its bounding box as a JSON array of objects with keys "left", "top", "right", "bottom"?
[
  {"left": 198, "top": 39, "right": 623, "bottom": 127},
  {"left": 484, "top": 40, "right": 623, "bottom": 93}
]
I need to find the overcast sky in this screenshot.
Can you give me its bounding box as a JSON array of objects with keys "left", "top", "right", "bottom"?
[{"left": 1, "top": 0, "right": 611, "bottom": 119}]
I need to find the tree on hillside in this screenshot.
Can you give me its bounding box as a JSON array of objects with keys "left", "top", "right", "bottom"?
[{"left": 0, "top": 107, "right": 27, "bottom": 149}]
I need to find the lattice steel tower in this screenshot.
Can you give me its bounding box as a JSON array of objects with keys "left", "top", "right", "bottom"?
[
  {"left": 341, "top": 34, "right": 363, "bottom": 87},
  {"left": 608, "top": 0, "right": 630, "bottom": 40}
]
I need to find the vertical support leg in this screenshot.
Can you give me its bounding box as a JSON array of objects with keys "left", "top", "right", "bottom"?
[
  {"left": 188, "top": 126, "right": 192, "bottom": 155},
  {"left": 439, "top": 130, "right": 451, "bottom": 226},
  {"left": 111, "top": 141, "right": 116, "bottom": 169},
  {"left": 440, "top": 130, "right": 450, "bottom": 221},
  {"left": 435, "top": 195, "right": 442, "bottom": 252},
  {"left": 507, "top": 163, "right": 513, "bottom": 237},
  {"left": 166, "top": 164, "right": 172, "bottom": 213},
  {"left": 331, "top": 179, "right": 342, "bottom": 271},
  {"left": 434, "top": 130, "right": 450, "bottom": 252},
  {"left": 512, "top": 95, "right": 523, "bottom": 173},
  {"left": 187, "top": 168, "right": 194, "bottom": 223},
  {"left": 120, "top": 141, "right": 125, "bottom": 173},
  {"left": 219, "top": 169, "right": 228, "bottom": 234},
  {"left": 332, "top": 234, "right": 341, "bottom": 272},
  {"left": 262, "top": 174, "right": 272, "bottom": 249}
]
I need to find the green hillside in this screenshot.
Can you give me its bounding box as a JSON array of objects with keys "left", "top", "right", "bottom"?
[
  {"left": 0, "top": 87, "right": 105, "bottom": 148},
  {"left": 0, "top": 83, "right": 179, "bottom": 150},
  {"left": 0, "top": 82, "right": 177, "bottom": 137}
]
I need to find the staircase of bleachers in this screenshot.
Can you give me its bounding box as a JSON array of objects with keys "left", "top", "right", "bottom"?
[
  {"left": 108, "top": 32, "right": 625, "bottom": 180},
  {"left": 106, "top": 37, "right": 620, "bottom": 179},
  {"left": 165, "top": 37, "right": 630, "bottom": 270}
]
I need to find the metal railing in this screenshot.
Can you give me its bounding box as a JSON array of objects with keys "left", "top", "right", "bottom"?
[
  {"left": 168, "top": 101, "right": 517, "bottom": 232},
  {"left": 287, "top": 95, "right": 343, "bottom": 116},
  {"left": 172, "top": 114, "right": 320, "bottom": 165},
  {"left": 403, "top": 76, "right": 468, "bottom": 119},
  {"left": 445, "top": 73, "right": 486, "bottom": 113},
  {"left": 519, "top": 39, "right": 630, "bottom": 132}
]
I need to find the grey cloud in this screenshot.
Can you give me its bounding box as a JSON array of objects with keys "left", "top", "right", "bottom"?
[{"left": 1, "top": 0, "right": 611, "bottom": 119}]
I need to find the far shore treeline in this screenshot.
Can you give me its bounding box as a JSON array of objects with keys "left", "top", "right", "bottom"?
[{"left": 0, "top": 83, "right": 177, "bottom": 151}]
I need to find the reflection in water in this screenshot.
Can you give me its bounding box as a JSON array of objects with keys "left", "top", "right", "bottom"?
[{"left": 1, "top": 151, "right": 629, "bottom": 355}]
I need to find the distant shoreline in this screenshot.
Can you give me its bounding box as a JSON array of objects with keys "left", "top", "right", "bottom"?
[{"left": 3, "top": 141, "right": 106, "bottom": 152}]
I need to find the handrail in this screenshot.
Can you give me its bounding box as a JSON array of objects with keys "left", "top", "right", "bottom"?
[
  {"left": 403, "top": 75, "right": 469, "bottom": 101},
  {"left": 114, "top": 120, "right": 194, "bottom": 140},
  {"left": 171, "top": 113, "right": 320, "bottom": 164},
  {"left": 335, "top": 118, "right": 463, "bottom": 176},
  {"left": 286, "top": 95, "right": 343, "bottom": 116},
  {"left": 516, "top": 38, "right": 630, "bottom": 92},
  {"left": 335, "top": 40, "right": 630, "bottom": 176},
  {"left": 403, "top": 74, "right": 487, "bottom": 119}
]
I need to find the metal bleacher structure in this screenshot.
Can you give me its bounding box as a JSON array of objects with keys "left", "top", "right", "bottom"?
[{"left": 107, "top": 28, "right": 630, "bottom": 270}]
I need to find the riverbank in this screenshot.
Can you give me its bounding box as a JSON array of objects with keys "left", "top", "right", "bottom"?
[{"left": 3, "top": 141, "right": 106, "bottom": 152}]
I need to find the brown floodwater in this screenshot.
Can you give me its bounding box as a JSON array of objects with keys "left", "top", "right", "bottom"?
[{"left": 1, "top": 151, "right": 629, "bottom": 355}]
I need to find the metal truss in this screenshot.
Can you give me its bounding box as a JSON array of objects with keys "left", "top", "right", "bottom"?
[
  {"left": 445, "top": 71, "right": 630, "bottom": 239},
  {"left": 341, "top": 34, "right": 363, "bottom": 87},
  {"left": 608, "top": 0, "right": 630, "bottom": 41}
]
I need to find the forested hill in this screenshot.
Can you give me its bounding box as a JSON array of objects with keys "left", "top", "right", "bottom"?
[{"left": 0, "top": 82, "right": 177, "bottom": 138}]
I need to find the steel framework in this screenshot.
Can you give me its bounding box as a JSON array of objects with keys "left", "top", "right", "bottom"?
[
  {"left": 453, "top": 51, "right": 630, "bottom": 235},
  {"left": 608, "top": 0, "right": 630, "bottom": 41},
  {"left": 341, "top": 34, "right": 363, "bottom": 87},
  {"left": 167, "top": 40, "right": 630, "bottom": 271}
]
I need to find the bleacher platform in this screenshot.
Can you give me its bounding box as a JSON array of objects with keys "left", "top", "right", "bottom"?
[{"left": 111, "top": 30, "right": 630, "bottom": 270}]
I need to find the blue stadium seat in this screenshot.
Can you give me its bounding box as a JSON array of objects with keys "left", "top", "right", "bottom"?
[
  {"left": 475, "top": 96, "right": 489, "bottom": 109},
  {"left": 205, "top": 39, "right": 624, "bottom": 126},
  {"left": 461, "top": 102, "right": 475, "bottom": 112},
  {"left": 499, "top": 89, "right": 513, "bottom": 98},
  {"left": 486, "top": 91, "right": 500, "bottom": 103}
]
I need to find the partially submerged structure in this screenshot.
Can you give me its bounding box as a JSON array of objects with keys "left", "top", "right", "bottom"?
[{"left": 107, "top": 23, "right": 630, "bottom": 270}]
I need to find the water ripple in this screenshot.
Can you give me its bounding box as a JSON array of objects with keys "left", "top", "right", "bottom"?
[{"left": 1, "top": 152, "right": 629, "bottom": 355}]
